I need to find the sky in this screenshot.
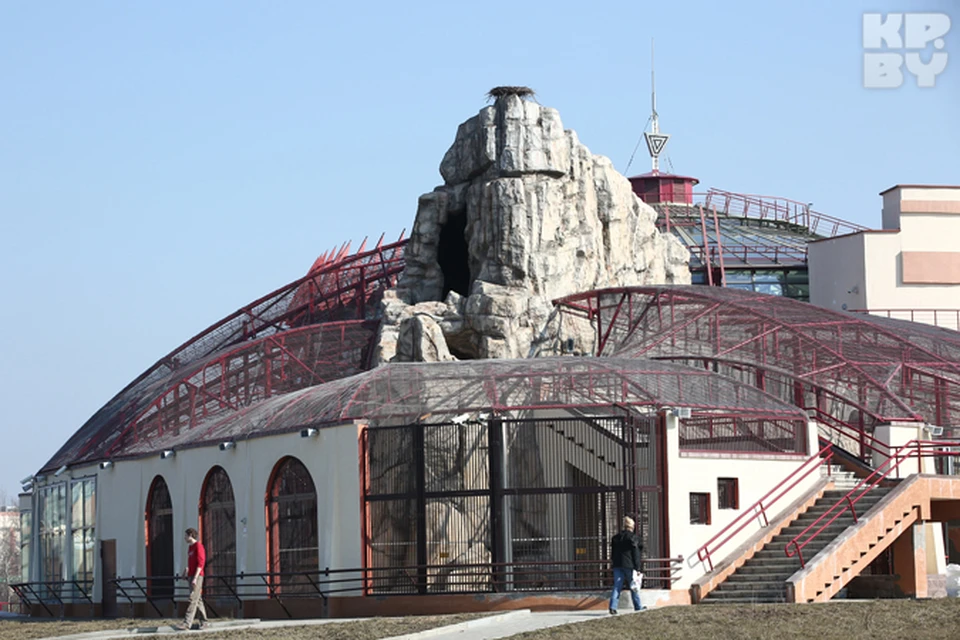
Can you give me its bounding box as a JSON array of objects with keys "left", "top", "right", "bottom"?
[{"left": 0, "top": 1, "right": 957, "bottom": 501}]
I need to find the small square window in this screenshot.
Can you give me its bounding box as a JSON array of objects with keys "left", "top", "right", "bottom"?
[
  {"left": 718, "top": 478, "right": 739, "bottom": 510},
  {"left": 690, "top": 492, "right": 711, "bottom": 525}
]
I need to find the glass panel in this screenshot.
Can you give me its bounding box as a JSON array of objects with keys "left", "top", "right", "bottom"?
[
  {"left": 85, "top": 480, "right": 95, "bottom": 526},
  {"left": 20, "top": 511, "right": 31, "bottom": 583},
  {"left": 72, "top": 529, "right": 84, "bottom": 581},
  {"left": 752, "top": 271, "right": 782, "bottom": 283},
  {"left": 72, "top": 482, "right": 83, "bottom": 530},
  {"left": 724, "top": 271, "right": 753, "bottom": 283}
]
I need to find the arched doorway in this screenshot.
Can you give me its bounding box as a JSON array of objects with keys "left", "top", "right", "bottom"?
[
  {"left": 145, "top": 476, "right": 174, "bottom": 597},
  {"left": 266, "top": 457, "right": 317, "bottom": 592},
  {"left": 200, "top": 466, "right": 236, "bottom": 596}
]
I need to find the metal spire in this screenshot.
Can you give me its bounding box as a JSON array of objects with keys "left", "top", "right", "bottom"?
[{"left": 644, "top": 39, "right": 670, "bottom": 173}]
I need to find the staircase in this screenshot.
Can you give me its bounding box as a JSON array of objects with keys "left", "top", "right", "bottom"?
[{"left": 701, "top": 466, "right": 892, "bottom": 604}]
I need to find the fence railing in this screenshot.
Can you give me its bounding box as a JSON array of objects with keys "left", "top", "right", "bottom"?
[
  {"left": 785, "top": 439, "right": 960, "bottom": 568},
  {"left": 850, "top": 308, "right": 960, "bottom": 331},
  {"left": 14, "top": 560, "right": 683, "bottom": 619},
  {"left": 695, "top": 442, "right": 833, "bottom": 572},
  {"left": 8, "top": 580, "right": 93, "bottom": 617}
]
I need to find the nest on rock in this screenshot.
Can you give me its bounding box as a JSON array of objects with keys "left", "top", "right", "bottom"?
[{"left": 486, "top": 86, "right": 537, "bottom": 101}]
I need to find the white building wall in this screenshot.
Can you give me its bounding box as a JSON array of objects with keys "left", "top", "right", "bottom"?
[
  {"left": 28, "top": 422, "right": 363, "bottom": 603},
  {"left": 811, "top": 185, "right": 960, "bottom": 330},
  {"left": 666, "top": 417, "right": 821, "bottom": 589}
]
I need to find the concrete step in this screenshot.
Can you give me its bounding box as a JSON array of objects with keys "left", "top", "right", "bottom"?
[
  {"left": 713, "top": 580, "right": 789, "bottom": 592},
  {"left": 723, "top": 571, "right": 795, "bottom": 583},
  {"left": 702, "top": 595, "right": 788, "bottom": 604},
  {"left": 704, "top": 588, "right": 787, "bottom": 600}
]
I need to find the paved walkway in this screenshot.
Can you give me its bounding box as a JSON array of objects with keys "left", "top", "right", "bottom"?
[{"left": 33, "top": 607, "right": 637, "bottom": 640}]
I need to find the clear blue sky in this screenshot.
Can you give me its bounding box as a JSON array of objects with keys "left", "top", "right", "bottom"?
[{"left": 1, "top": 1, "right": 957, "bottom": 500}]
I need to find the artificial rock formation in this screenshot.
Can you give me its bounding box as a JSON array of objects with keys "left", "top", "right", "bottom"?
[{"left": 376, "top": 91, "right": 690, "bottom": 363}]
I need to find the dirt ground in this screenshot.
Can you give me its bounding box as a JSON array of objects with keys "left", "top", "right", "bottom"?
[
  {"left": 0, "top": 613, "right": 488, "bottom": 640},
  {"left": 514, "top": 600, "right": 960, "bottom": 640}
]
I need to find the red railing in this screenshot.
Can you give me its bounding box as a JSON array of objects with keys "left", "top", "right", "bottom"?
[
  {"left": 647, "top": 190, "right": 866, "bottom": 238},
  {"left": 785, "top": 439, "right": 960, "bottom": 568},
  {"left": 850, "top": 309, "right": 960, "bottom": 331},
  {"left": 695, "top": 442, "right": 834, "bottom": 571},
  {"left": 805, "top": 407, "right": 891, "bottom": 462}
]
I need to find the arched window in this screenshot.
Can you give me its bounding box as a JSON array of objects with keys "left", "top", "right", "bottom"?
[
  {"left": 200, "top": 466, "right": 236, "bottom": 597},
  {"left": 266, "top": 457, "right": 317, "bottom": 591},
  {"left": 145, "top": 476, "right": 174, "bottom": 597}
]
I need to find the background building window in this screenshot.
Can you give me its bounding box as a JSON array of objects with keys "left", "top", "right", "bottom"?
[
  {"left": 718, "top": 478, "right": 739, "bottom": 510},
  {"left": 70, "top": 478, "right": 96, "bottom": 592},
  {"left": 689, "top": 492, "right": 711, "bottom": 525},
  {"left": 266, "top": 457, "right": 317, "bottom": 593},
  {"left": 200, "top": 467, "right": 236, "bottom": 597}
]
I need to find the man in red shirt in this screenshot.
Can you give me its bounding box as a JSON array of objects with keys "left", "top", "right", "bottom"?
[{"left": 176, "top": 528, "right": 208, "bottom": 631}]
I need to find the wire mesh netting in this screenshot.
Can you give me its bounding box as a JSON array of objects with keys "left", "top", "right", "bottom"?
[
  {"left": 362, "top": 415, "right": 667, "bottom": 594},
  {"left": 556, "top": 286, "right": 960, "bottom": 433},
  {"left": 42, "top": 240, "right": 405, "bottom": 471}
]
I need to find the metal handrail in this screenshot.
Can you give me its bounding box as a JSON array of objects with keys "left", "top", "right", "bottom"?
[
  {"left": 805, "top": 407, "right": 891, "bottom": 461},
  {"left": 695, "top": 442, "right": 833, "bottom": 571},
  {"left": 785, "top": 439, "right": 960, "bottom": 567}
]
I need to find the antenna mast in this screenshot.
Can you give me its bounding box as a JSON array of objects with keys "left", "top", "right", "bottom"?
[{"left": 644, "top": 38, "right": 670, "bottom": 173}]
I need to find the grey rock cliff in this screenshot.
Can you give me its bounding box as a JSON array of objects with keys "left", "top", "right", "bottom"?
[{"left": 376, "top": 93, "right": 690, "bottom": 363}]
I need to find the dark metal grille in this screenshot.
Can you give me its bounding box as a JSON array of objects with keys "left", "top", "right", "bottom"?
[
  {"left": 361, "top": 414, "right": 665, "bottom": 594},
  {"left": 201, "top": 467, "right": 236, "bottom": 598},
  {"left": 145, "top": 476, "right": 174, "bottom": 598},
  {"left": 679, "top": 415, "right": 807, "bottom": 455},
  {"left": 267, "top": 457, "right": 318, "bottom": 594}
]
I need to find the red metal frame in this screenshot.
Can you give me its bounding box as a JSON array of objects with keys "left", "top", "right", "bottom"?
[
  {"left": 554, "top": 287, "right": 960, "bottom": 431},
  {"left": 45, "top": 237, "right": 407, "bottom": 471},
  {"left": 695, "top": 442, "right": 834, "bottom": 572},
  {"left": 785, "top": 439, "right": 960, "bottom": 568}
]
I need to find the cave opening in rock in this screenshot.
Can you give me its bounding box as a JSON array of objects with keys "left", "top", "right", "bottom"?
[{"left": 438, "top": 212, "right": 471, "bottom": 299}]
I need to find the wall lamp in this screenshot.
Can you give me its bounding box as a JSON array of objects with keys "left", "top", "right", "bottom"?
[
  {"left": 160, "top": 450, "right": 176, "bottom": 460},
  {"left": 219, "top": 441, "right": 236, "bottom": 451},
  {"left": 99, "top": 461, "right": 114, "bottom": 470},
  {"left": 301, "top": 428, "right": 319, "bottom": 438}
]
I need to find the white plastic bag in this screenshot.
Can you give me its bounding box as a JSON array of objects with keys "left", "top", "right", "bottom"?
[
  {"left": 946, "top": 564, "right": 960, "bottom": 597},
  {"left": 630, "top": 570, "right": 643, "bottom": 593}
]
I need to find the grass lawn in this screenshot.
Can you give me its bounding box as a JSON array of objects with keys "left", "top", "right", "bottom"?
[
  {"left": 0, "top": 613, "right": 489, "bottom": 640},
  {"left": 515, "top": 600, "right": 960, "bottom": 640}
]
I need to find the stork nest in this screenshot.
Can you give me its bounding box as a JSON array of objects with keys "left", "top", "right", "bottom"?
[{"left": 486, "top": 86, "right": 537, "bottom": 101}]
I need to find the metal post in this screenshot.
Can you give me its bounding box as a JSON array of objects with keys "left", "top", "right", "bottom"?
[
  {"left": 413, "top": 423, "right": 428, "bottom": 595},
  {"left": 488, "top": 418, "right": 506, "bottom": 592}
]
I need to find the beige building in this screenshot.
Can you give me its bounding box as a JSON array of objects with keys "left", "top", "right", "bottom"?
[{"left": 809, "top": 185, "right": 960, "bottom": 330}]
